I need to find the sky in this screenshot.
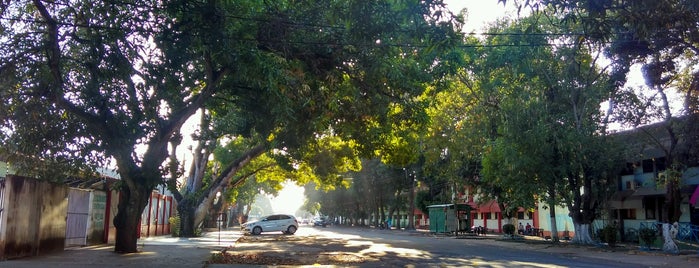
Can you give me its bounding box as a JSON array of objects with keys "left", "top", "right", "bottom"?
[
  {"left": 445, "top": 0, "right": 520, "bottom": 33},
  {"left": 269, "top": 181, "right": 305, "bottom": 215}
]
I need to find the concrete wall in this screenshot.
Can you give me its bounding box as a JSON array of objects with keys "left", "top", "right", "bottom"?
[
  {"left": 0, "top": 176, "right": 68, "bottom": 260},
  {"left": 537, "top": 204, "right": 575, "bottom": 238}
]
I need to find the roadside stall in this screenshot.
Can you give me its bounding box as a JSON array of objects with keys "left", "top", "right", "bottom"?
[{"left": 427, "top": 204, "right": 472, "bottom": 234}]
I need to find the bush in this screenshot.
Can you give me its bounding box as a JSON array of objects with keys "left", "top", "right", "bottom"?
[
  {"left": 503, "top": 224, "right": 516, "bottom": 235},
  {"left": 601, "top": 224, "right": 618, "bottom": 247},
  {"left": 169, "top": 216, "right": 181, "bottom": 237},
  {"left": 639, "top": 227, "right": 657, "bottom": 249}
]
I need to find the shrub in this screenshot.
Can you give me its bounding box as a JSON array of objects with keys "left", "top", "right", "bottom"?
[
  {"left": 503, "top": 224, "right": 516, "bottom": 235},
  {"left": 169, "top": 216, "right": 181, "bottom": 237},
  {"left": 639, "top": 227, "right": 657, "bottom": 249},
  {"left": 601, "top": 224, "right": 618, "bottom": 247}
]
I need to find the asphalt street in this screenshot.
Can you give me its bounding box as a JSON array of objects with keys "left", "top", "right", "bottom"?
[{"left": 2, "top": 225, "right": 697, "bottom": 267}]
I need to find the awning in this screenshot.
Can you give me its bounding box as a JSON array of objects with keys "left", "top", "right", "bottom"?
[
  {"left": 609, "top": 189, "right": 635, "bottom": 201},
  {"left": 630, "top": 187, "right": 665, "bottom": 197},
  {"left": 690, "top": 185, "right": 699, "bottom": 206},
  {"left": 606, "top": 190, "right": 634, "bottom": 209}
]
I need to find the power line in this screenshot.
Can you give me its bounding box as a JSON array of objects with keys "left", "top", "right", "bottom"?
[{"left": 1, "top": 10, "right": 684, "bottom": 51}]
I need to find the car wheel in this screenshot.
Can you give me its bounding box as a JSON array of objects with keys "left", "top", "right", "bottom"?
[
  {"left": 252, "top": 226, "right": 262, "bottom": 235},
  {"left": 286, "top": 225, "right": 297, "bottom": 235}
]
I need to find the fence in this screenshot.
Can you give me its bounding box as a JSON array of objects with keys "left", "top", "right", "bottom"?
[
  {"left": 640, "top": 221, "right": 699, "bottom": 245},
  {"left": 139, "top": 192, "right": 174, "bottom": 237},
  {"left": 677, "top": 222, "right": 699, "bottom": 244}
]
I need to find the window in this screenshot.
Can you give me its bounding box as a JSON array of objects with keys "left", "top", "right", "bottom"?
[
  {"left": 483, "top": 213, "right": 492, "bottom": 219},
  {"left": 655, "top": 157, "right": 667, "bottom": 172},
  {"left": 645, "top": 208, "right": 656, "bottom": 219},
  {"left": 614, "top": 209, "right": 637, "bottom": 220},
  {"left": 644, "top": 199, "right": 656, "bottom": 220},
  {"left": 517, "top": 212, "right": 524, "bottom": 219},
  {"left": 620, "top": 163, "right": 635, "bottom": 176}
]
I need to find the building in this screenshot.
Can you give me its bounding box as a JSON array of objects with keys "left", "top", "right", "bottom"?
[
  {"left": 0, "top": 160, "right": 176, "bottom": 260},
  {"left": 600, "top": 115, "right": 699, "bottom": 241}
]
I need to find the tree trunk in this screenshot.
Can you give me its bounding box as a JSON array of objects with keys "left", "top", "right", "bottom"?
[
  {"left": 178, "top": 199, "right": 197, "bottom": 237},
  {"left": 406, "top": 179, "right": 416, "bottom": 230},
  {"left": 571, "top": 223, "right": 594, "bottom": 244},
  {"left": 548, "top": 207, "right": 559, "bottom": 242},
  {"left": 113, "top": 181, "right": 151, "bottom": 253},
  {"left": 662, "top": 223, "right": 679, "bottom": 254},
  {"left": 502, "top": 217, "right": 512, "bottom": 225}
]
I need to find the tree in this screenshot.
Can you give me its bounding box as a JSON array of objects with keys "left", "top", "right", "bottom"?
[
  {"left": 465, "top": 13, "right": 618, "bottom": 244},
  {"left": 516, "top": 0, "right": 699, "bottom": 252},
  {"left": 1, "top": 0, "right": 463, "bottom": 253},
  {"left": 166, "top": 0, "right": 465, "bottom": 237},
  {"left": 1, "top": 0, "right": 238, "bottom": 253}
]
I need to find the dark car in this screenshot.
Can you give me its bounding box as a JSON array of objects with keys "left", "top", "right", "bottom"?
[{"left": 313, "top": 217, "right": 328, "bottom": 227}]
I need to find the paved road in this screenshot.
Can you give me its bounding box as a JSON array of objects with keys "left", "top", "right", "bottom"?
[
  {"left": 2, "top": 225, "right": 697, "bottom": 267},
  {"left": 298, "top": 227, "right": 651, "bottom": 267}
]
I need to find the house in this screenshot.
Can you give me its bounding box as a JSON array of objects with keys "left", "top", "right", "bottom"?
[{"left": 0, "top": 160, "right": 176, "bottom": 260}]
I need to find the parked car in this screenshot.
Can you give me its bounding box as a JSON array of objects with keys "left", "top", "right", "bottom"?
[
  {"left": 313, "top": 217, "right": 329, "bottom": 227},
  {"left": 241, "top": 214, "right": 298, "bottom": 235}
]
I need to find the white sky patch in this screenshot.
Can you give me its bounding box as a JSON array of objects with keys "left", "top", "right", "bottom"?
[
  {"left": 269, "top": 181, "right": 306, "bottom": 215},
  {"left": 445, "top": 0, "right": 521, "bottom": 33}
]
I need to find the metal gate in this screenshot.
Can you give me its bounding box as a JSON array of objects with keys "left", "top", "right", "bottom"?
[{"left": 66, "top": 188, "right": 91, "bottom": 246}]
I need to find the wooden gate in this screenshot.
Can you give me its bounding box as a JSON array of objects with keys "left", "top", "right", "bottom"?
[{"left": 66, "top": 188, "right": 91, "bottom": 246}]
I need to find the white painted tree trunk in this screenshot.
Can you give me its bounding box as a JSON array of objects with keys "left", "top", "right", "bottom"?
[
  {"left": 662, "top": 223, "right": 679, "bottom": 254},
  {"left": 502, "top": 217, "right": 512, "bottom": 225},
  {"left": 571, "top": 223, "right": 595, "bottom": 244}
]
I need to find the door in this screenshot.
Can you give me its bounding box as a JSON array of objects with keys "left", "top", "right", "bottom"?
[
  {"left": 278, "top": 215, "right": 291, "bottom": 230},
  {"left": 66, "top": 188, "right": 91, "bottom": 246},
  {"left": 261, "top": 215, "right": 279, "bottom": 231}
]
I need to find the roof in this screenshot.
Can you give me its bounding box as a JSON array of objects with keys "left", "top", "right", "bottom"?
[
  {"left": 426, "top": 204, "right": 453, "bottom": 208},
  {"left": 611, "top": 113, "right": 699, "bottom": 162},
  {"left": 630, "top": 187, "right": 665, "bottom": 197},
  {"left": 427, "top": 204, "right": 472, "bottom": 211}
]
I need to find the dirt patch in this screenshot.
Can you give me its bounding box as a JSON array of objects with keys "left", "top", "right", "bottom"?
[{"left": 208, "top": 235, "right": 368, "bottom": 265}]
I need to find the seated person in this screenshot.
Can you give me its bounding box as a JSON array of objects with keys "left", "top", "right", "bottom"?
[
  {"left": 518, "top": 223, "right": 524, "bottom": 235},
  {"left": 525, "top": 223, "right": 532, "bottom": 235}
]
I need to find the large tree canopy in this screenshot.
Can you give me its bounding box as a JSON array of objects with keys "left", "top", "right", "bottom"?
[
  {"left": 0, "top": 0, "right": 463, "bottom": 253},
  {"left": 510, "top": 0, "right": 698, "bottom": 251}
]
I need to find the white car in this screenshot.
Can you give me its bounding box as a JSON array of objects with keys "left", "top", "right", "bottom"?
[{"left": 241, "top": 214, "right": 298, "bottom": 235}]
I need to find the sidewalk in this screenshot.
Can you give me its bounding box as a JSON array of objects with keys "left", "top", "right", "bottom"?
[{"left": 1, "top": 230, "right": 241, "bottom": 268}]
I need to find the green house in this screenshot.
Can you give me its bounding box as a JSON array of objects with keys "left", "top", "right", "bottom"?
[{"left": 427, "top": 204, "right": 472, "bottom": 233}]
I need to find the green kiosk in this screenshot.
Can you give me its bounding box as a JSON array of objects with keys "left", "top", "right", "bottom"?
[{"left": 427, "top": 204, "right": 472, "bottom": 234}]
